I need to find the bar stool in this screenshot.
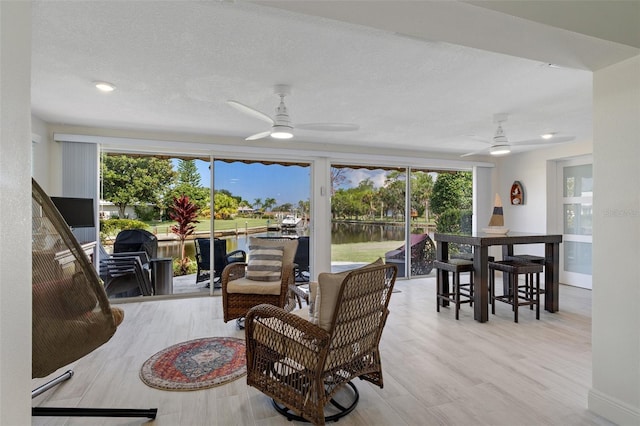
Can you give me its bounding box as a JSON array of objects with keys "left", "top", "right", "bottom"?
[
  {"left": 434, "top": 259, "right": 474, "bottom": 320},
  {"left": 505, "top": 254, "right": 545, "bottom": 306},
  {"left": 489, "top": 260, "right": 543, "bottom": 322}
]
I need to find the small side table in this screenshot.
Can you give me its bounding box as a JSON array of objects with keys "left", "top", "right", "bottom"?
[{"left": 287, "top": 283, "right": 311, "bottom": 311}]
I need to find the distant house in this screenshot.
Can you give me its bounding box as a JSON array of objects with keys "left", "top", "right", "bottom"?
[
  {"left": 99, "top": 200, "right": 137, "bottom": 219},
  {"left": 237, "top": 206, "right": 255, "bottom": 214}
]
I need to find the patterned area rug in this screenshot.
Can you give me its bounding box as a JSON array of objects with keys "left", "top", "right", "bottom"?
[{"left": 140, "top": 337, "right": 246, "bottom": 391}]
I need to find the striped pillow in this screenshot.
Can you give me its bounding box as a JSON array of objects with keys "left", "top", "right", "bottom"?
[{"left": 246, "top": 245, "right": 284, "bottom": 282}]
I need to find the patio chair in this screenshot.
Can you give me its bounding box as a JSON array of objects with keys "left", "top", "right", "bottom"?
[
  {"left": 99, "top": 254, "right": 154, "bottom": 297},
  {"left": 98, "top": 244, "right": 154, "bottom": 297},
  {"left": 113, "top": 228, "right": 158, "bottom": 259},
  {"left": 221, "top": 237, "right": 298, "bottom": 326},
  {"left": 194, "top": 238, "right": 246, "bottom": 287},
  {"left": 384, "top": 233, "right": 435, "bottom": 277},
  {"left": 31, "top": 178, "right": 157, "bottom": 419},
  {"left": 245, "top": 261, "right": 398, "bottom": 425}
]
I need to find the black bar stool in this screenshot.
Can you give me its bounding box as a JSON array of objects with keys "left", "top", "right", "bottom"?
[
  {"left": 505, "top": 254, "right": 545, "bottom": 305},
  {"left": 435, "top": 259, "right": 474, "bottom": 320},
  {"left": 489, "top": 260, "right": 543, "bottom": 322}
]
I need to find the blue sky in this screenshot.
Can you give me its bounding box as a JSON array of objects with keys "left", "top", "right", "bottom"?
[
  {"left": 194, "top": 160, "right": 310, "bottom": 206},
  {"left": 181, "top": 159, "right": 393, "bottom": 207}
]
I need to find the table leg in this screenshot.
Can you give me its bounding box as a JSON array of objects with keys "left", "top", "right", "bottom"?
[
  {"left": 545, "top": 242, "right": 560, "bottom": 312},
  {"left": 473, "top": 246, "right": 489, "bottom": 322}
]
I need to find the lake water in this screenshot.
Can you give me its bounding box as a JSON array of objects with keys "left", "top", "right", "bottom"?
[{"left": 157, "top": 222, "right": 429, "bottom": 259}]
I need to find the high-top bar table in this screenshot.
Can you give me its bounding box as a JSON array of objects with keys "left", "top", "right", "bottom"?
[{"left": 434, "top": 232, "right": 562, "bottom": 323}]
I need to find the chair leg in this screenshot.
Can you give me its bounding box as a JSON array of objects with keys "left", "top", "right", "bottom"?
[
  {"left": 490, "top": 268, "right": 495, "bottom": 315},
  {"left": 535, "top": 273, "right": 540, "bottom": 320},
  {"left": 454, "top": 272, "right": 460, "bottom": 320},
  {"left": 512, "top": 273, "right": 518, "bottom": 323}
]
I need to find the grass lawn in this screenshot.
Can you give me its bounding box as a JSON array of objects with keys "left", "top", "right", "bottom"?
[
  {"left": 148, "top": 217, "right": 270, "bottom": 234},
  {"left": 331, "top": 240, "right": 401, "bottom": 262}
]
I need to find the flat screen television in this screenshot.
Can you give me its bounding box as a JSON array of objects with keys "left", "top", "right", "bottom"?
[{"left": 51, "top": 197, "right": 95, "bottom": 228}]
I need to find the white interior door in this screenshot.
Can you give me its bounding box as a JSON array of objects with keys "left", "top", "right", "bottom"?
[{"left": 557, "top": 158, "right": 592, "bottom": 289}]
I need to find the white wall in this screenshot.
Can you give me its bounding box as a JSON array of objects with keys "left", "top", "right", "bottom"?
[
  {"left": 493, "top": 139, "right": 593, "bottom": 258},
  {"left": 0, "top": 2, "right": 32, "bottom": 424},
  {"left": 31, "top": 115, "right": 52, "bottom": 191},
  {"left": 589, "top": 54, "right": 640, "bottom": 425}
]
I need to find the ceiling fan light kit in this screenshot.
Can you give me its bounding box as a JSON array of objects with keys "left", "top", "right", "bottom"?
[
  {"left": 461, "top": 113, "right": 575, "bottom": 157},
  {"left": 270, "top": 125, "right": 294, "bottom": 139},
  {"left": 490, "top": 145, "right": 511, "bottom": 156}
]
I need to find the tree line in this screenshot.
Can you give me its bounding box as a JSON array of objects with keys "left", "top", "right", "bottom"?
[{"left": 101, "top": 155, "right": 472, "bottom": 232}]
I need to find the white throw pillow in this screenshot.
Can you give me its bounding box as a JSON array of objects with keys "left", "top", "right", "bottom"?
[
  {"left": 246, "top": 245, "right": 283, "bottom": 282},
  {"left": 315, "top": 258, "right": 384, "bottom": 331}
]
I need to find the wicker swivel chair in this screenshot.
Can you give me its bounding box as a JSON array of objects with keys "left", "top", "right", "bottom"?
[
  {"left": 221, "top": 237, "right": 298, "bottom": 326},
  {"left": 245, "top": 262, "right": 398, "bottom": 425},
  {"left": 31, "top": 179, "right": 156, "bottom": 419}
]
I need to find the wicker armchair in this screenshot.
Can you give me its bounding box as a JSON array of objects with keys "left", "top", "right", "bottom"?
[
  {"left": 221, "top": 237, "right": 298, "bottom": 324},
  {"left": 245, "top": 262, "right": 398, "bottom": 425}
]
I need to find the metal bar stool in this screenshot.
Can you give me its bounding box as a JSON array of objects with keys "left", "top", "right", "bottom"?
[
  {"left": 489, "top": 260, "right": 543, "bottom": 322},
  {"left": 434, "top": 259, "right": 474, "bottom": 320}
]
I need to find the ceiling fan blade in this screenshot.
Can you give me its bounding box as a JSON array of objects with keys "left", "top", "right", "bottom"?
[
  {"left": 227, "top": 100, "right": 274, "bottom": 125},
  {"left": 245, "top": 130, "right": 272, "bottom": 141},
  {"left": 460, "top": 148, "right": 489, "bottom": 157},
  {"left": 510, "top": 135, "right": 576, "bottom": 146},
  {"left": 296, "top": 122, "right": 359, "bottom": 132}
]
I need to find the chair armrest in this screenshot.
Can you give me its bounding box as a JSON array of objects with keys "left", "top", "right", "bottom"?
[
  {"left": 226, "top": 249, "right": 247, "bottom": 264},
  {"left": 221, "top": 262, "right": 247, "bottom": 290}
]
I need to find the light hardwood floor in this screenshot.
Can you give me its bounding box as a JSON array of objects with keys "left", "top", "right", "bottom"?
[{"left": 32, "top": 276, "right": 613, "bottom": 426}]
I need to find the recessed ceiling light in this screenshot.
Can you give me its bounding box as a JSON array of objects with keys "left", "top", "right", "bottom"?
[
  {"left": 541, "top": 132, "right": 556, "bottom": 139},
  {"left": 93, "top": 81, "right": 116, "bottom": 92}
]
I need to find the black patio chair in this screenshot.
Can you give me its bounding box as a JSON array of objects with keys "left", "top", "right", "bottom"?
[
  {"left": 194, "top": 238, "right": 246, "bottom": 287},
  {"left": 113, "top": 229, "right": 158, "bottom": 259},
  {"left": 293, "top": 235, "right": 310, "bottom": 282}
]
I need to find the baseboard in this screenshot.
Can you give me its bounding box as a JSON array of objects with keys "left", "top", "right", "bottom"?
[{"left": 588, "top": 388, "right": 640, "bottom": 425}]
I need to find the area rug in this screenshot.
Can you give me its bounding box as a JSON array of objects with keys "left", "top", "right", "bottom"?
[{"left": 140, "top": 337, "right": 246, "bottom": 391}]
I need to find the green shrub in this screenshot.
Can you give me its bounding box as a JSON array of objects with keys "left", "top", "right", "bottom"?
[
  {"left": 134, "top": 205, "right": 159, "bottom": 221},
  {"left": 173, "top": 257, "right": 197, "bottom": 276},
  {"left": 100, "top": 218, "right": 149, "bottom": 243}
]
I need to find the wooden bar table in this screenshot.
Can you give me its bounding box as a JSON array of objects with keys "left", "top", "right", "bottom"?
[{"left": 434, "top": 232, "right": 562, "bottom": 323}]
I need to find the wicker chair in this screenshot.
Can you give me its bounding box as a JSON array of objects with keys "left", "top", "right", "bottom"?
[
  {"left": 245, "top": 262, "right": 398, "bottom": 425},
  {"left": 221, "top": 237, "right": 298, "bottom": 325},
  {"left": 31, "top": 178, "right": 156, "bottom": 419}
]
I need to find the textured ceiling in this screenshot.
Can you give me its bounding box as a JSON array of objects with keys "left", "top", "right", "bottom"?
[{"left": 30, "top": 1, "right": 638, "bottom": 157}]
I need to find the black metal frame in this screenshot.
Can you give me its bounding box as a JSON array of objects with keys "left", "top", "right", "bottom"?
[
  {"left": 272, "top": 381, "right": 359, "bottom": 423},
  {"left": 32, "top": 369, "right": 157, "bottom": 419}
]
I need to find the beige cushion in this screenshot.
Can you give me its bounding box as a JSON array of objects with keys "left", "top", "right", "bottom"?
[
  {"left": 226, "top": 277, "right": 282, "bottom": 295},
  {"left": 316, "top": 258, "right": 384, "bottom": 331},
  {"left": 291, "top": 307, "right": 310, "bottom": 322},
  {"left": 248, "top": 237, "right": 298, "bottom": 266},
  {"left": 246, "top": 245, "right": 283, "bottom": 281},
  {"left": 308, "top": 282, "right": 320, "bottom": 325}
]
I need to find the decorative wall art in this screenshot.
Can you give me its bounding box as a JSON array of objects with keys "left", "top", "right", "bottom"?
[{"left": 510, "top": 181, "right": 524, "bottom": 205}]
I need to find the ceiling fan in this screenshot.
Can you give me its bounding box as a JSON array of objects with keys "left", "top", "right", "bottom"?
[
  {"left": 227, "top": 84, "right": 359, "bottom": 141},
  {"left": 461, "top": 113, "right": 575, "bottom": 157}
]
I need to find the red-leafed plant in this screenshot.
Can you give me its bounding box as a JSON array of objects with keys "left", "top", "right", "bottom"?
[{"left": 169, "top": 195, "right": 199, "bottom": 275}]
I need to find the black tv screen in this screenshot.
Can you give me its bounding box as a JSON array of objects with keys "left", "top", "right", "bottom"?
[{"left": 51, "top": 197, "right": 95, "bottom": 228}]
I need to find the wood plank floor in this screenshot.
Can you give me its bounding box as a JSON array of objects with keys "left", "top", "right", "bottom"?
[{"left": 32, "top": 276, "right": 613, "bottom": 426}]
